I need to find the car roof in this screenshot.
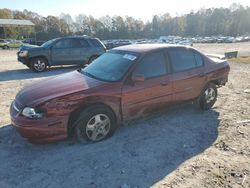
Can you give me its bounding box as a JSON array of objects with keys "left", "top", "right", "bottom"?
[
  {"left": 55, "top": 36, "right": 97, "bottom": 40},
  {"left": 113, "top": 44, "right": 192, "bottom": 54}
]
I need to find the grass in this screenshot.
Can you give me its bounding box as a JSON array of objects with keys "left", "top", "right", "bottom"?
[{"left": 229, "top": 56, "right": 250, "bottom": 63}]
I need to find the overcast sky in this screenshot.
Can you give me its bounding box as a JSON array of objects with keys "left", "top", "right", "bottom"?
[{"left": 1, "top": 0, "right": 250, "bottom": 21}]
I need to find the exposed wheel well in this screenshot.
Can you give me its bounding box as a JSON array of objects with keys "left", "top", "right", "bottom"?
[
  {"left": 67, "top": 102, "right": 116, "bottom": 137},
  {"left": 209, "top": 79, "right": 226, "bottom": 88},
  {"left": 210, "top": 80, "right": 220, "bottom": 86},
  {"left": 29, "top": 56, "right": 49, "bottom": 66}
]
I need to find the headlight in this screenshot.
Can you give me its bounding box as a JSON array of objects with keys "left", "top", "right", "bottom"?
[
  {"left": 22, "top": 107, "right": 44, "bottom": 119},
  {"left": 19, "top": 50, "right": 28, "bottom": 57}
]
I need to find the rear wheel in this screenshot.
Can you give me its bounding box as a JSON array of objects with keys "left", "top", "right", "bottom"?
[
  {"left": 30, "top": 57, "right": 47, "bottom": 72},
  {"left": 198, "top": 83, "right": 217, "bottom": 110},
  {"left": 88, "top": 56, "right": 98, "bottom": 64},
  {"left": 2, "top": 45, "right": 9, "bottom": 49},
  {"left": 74, "top": 105, "right": 117, "bottom": 143},
  {"left": 80, "top": 56, "right": 98, "bottom": 68}
]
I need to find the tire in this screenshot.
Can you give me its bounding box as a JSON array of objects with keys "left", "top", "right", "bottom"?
[
  {"left": 88, "top": 56, "right": 98, "bottom": 64},
  {"left": 80, "top": 56, "right": 98, "bottom": 68},
  {"left": 30, "top": 57, "right": 47, "bottom": 72},
  {"left": 198, "top": 83, "right": 217, "bottom": 110},
  {"left": 74, "top": 105, "right": 117, "bottom": 143},
  {"left": 3, "top": 45, "right": 9, "bottom": 49}
]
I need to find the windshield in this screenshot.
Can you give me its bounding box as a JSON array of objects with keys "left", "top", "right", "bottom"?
[
  {"left": 81, "top": 52, "right": 138, "bottom": 82},
  {"left": 41, "top": 38, "right": 57, "bottom": 47}
]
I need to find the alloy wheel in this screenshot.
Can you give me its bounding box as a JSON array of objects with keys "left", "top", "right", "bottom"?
[
  {"left": 34, "top": 59, "right": 46, "bottom": 72},
  {"left": 204, "top": 88, "right": 216, "bottom": 103},
  {"left": 85, "top": 114, "right": 111, "bottom": 141}
]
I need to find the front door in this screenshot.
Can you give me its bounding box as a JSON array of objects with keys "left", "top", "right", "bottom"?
[{"left": 121, "top": 50, "right": 173, "bottom": 121}]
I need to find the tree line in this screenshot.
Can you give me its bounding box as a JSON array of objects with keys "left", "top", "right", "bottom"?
[{"left": 0, "top": 3, "right": 250, "bottom": 41}]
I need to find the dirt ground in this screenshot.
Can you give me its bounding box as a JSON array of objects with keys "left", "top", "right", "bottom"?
[{"left": 0, "top": 43, "right": 249, "bottom": 188}]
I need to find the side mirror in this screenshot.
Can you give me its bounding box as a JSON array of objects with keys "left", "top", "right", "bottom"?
[{"left": 132, "top": 74, "right": 145, "bottom": 82}]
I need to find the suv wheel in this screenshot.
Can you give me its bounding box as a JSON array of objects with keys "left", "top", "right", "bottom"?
[
  {"left": 3, "top": 45, "right": 9, "bottom": 49},
  {"left": 31, "top": 57, "right": 47, "bottom": 72},
  {"left": 74, "top": 105, "right": 117, "bottom": 143},
  {"left": 88, "top": 56, "right": 98, "bottom": 64}
]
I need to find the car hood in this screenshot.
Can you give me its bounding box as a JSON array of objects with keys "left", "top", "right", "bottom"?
[
  {"left": 19, "top": 44, "right": 40, "bottom": 51},
  {"left": 15, "top": 70, "right": 105, "bottom": 108}
]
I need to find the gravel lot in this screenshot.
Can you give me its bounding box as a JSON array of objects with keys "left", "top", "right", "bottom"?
[{"left": 0, "top": 44, "right": 249, "bottom": 188}]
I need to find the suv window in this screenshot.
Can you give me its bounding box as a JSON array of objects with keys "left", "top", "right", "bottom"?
[
  {"left": 89, "top": 38, "right": 103, "bottom": 48},
  {"left": 168, "top": 48, "right": 196, "bottom": 72},
  {"left": 134, "top": 51, "right": 167, "bottom": 79},
  {"left": 53, "top": 39, "right": 74, "bottom": 48},
  {"left": 79, "top": 39, "right": 90, "bottom": 48},
  {"left": 71, "top": 39, "right": 82, "bottom": 48},
  {"left": 53, "top": 38, "right": 91, "bottom": 48}
]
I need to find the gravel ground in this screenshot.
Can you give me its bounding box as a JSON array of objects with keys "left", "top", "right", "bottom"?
[{"left": 0, "top": 44, "right": 249, "bottom": 188}]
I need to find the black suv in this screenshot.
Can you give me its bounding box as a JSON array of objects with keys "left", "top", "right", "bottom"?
[{"left": 17, "top": 36, "right": 106, "bottom": 72}]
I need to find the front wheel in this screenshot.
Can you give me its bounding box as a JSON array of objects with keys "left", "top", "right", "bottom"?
[
  {"left": 74, "top": 105, "right": 117, "bottom": 143},
  {"left": 88, "top": 56, "right": 98, "bottom": 64},
  {"left": 30, "top": 57, "right": 47, "bottom": 72},
  {"left": 198, "top": 83, "right": 217, "bottom": 110}
]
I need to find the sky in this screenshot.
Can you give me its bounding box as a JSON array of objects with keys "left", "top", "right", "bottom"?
[{"left": 1, "top": 0, "right": 250, "bottom": 21}]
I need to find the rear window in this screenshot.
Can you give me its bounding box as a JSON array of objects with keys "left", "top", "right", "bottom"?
[
  {"left": 79, "top": 39, "right": 90, "bottom": 48},
  {"left": 193, "top": 51, "right": 204, "bottom": 67},
  {"left": 53, "top": 39, "right": 73, "bottom": 48},
  {"left": 89, "top": 38, "right": 104, "bottom": 48},
  {"left": 168, "top": 48, "right": 196, "bottom": 72}
]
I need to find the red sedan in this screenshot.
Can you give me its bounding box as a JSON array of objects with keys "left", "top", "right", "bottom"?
[{"left": 10, "top": 44, "right": 230, "bottom": 144}]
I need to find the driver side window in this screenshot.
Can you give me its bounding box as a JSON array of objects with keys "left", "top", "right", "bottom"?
[
  {"left": 53, "top": 39, "right": 73, "bottom": 49},
  {"left": 134, "top": 51, "right": 167, "bottom": 79}
]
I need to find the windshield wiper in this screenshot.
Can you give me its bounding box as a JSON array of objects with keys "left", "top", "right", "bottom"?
[
  {"left": 81, "top": 70, "right": 99, "bottom": 80},
  {"left": 79, "top": 69, "right": 114, "bottom": 83}
]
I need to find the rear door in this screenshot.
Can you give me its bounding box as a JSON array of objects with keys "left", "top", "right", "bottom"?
[
  {"left": 166, "top": 47, "right": 206, "bottom": 102},
  {"left": 75, "top": 38, "right": 91, "bottom": 64},
  {"left": 121, "top": 50, "right": 173, "bottom": 120},
  {"left": 51, "top": 38, "right": 91, "bottom": 65},
  {"left": 51, "top": 38, "right": 75, "bottom": 65}
]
